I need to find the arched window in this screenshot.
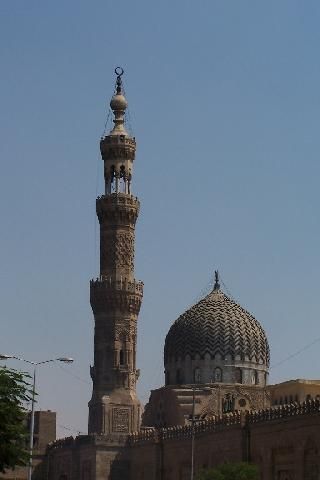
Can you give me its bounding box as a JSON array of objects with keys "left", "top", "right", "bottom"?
[
  {"left": 194, "top": 367, "right": 201, "bottom": 384},
  {"left": 119, "top": 350, "right": 124, "bottom": 366},
  {"left": 222, "top": 394, "right": 235, "bottom": 413},
  {"left": 176, "top": 369, "right": 183, "bottom": 385},
  {"left": 235, "top": 368, "right": 242, "bottom": 384},
  {"left": 214, "top": 367, "right": 222, "bottom": 383}
]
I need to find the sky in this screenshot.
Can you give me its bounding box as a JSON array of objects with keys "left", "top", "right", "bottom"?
[{"left": 1, "top": 1, "right": 320, "bottom": 438}]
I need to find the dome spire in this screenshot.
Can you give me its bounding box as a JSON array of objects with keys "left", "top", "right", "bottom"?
[
  {"left": 213, "top": 270, "right": 220, "bottom": 291},
  {"left": 109, "top": 67, "right": 128, "bottom": 136}
]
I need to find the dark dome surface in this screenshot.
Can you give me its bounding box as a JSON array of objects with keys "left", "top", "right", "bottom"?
[{"left": 164, "top": 287, "right": 270, "bottom": 367}]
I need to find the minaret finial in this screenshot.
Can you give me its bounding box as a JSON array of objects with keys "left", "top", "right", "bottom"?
[
  {"left": 109, "top": 66, "right": 128, "bottom": 135},
  {"left": 115, "top": 67, "right": 124, "bottom": 94},
  {"left": 214, "top": 270, "right": 220, "bottom": 291}
]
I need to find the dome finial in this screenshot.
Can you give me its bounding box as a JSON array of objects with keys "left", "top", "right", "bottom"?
[
  {"left": 214, "top": 270, "right": 220, "bottom": 291},
  {"left": 109, "top": 67, "right": 128, "bottom": 135}
]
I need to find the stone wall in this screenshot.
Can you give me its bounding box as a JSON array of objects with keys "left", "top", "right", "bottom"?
[
  {"left": 131, "top": 400, "right": 320, "bottom": 480},
  {"left": 46, "top": 401, "right": 320, "bottom": 480}
]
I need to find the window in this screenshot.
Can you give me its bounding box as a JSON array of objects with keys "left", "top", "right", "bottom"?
[
  {"left": 194, "top": 367, "right": 201, "bottom": 384},
  {"left": 235, "top": 368, "right": 242, "bottom": 384},
  {"left": 214, "top": 367, "right": 222, "bottom": 383},
  {"left": 176, "top": 369, "right": 183, "bottom": 384},
  {"left": 222, "top": 394, "right": 235, "bottom": 413},
  {"left": 119, "top": 350, "right": 124, "bottom": 366}
]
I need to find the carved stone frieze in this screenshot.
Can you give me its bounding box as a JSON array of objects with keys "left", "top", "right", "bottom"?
[
  {"left": 200, "top": 389, "right": 220, "bottom": 417},
  {"left": 101, "top": 231, "right": 134, "bottom": 272},
  {"left": 113, "top": 407, "right": 130, "bottom": 433}
]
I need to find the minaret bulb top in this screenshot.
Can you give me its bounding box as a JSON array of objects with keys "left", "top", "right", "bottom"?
[
  {"left": 109, "top": 67, "right": 128, "bottom": 136},
  {"left": 110, "top": 67, "right": 128, "bottom": 113}
]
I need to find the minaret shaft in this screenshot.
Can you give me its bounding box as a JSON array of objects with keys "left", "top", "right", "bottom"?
[{"left": 88, "top": 70, "right": 143, "bottom": 436}]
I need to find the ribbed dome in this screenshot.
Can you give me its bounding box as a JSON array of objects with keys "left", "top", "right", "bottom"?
[{"left": 164, "top": 286, "right": 270, "bottom": 367}]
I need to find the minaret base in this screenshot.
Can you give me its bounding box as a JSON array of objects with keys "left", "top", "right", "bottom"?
[{"left": 88, "top": 389, "right": 141, "bottom": 436}]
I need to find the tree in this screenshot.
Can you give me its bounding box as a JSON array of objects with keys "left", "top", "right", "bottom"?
[
  {"left": 196, "top": 462, "right": 259, "bottom": 480},
  {"left": 0, "top": 366, "right": 33, "bottom": 473}
]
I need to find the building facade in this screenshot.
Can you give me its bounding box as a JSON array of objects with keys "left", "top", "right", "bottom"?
[{"left": 44, "top": 71, "right": 320, "bottom": 480}]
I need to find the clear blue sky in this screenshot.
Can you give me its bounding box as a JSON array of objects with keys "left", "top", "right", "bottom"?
[{"left": 1, "top": 1, "right": 320, "bottom": 437}]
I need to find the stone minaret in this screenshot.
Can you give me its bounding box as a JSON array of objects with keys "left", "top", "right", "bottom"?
[{"left": 89, "top": 69, "right": 143, "bottom": 436}]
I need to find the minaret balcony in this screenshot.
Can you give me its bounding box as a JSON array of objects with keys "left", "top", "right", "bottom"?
[
  {"left": 96, "top": 193, "right": 140, "bottom": 224},
  {"left": 90, "top": 276, "right": 143, "bottom": 315},
  {"left": 91, "top": 276, "right": 143, "bottom": 295},
  {"left": 97, "top": 192, "right": 139, "bottom": 206},
  {"left": 100, "top": 134, "right": 136, "bottom": 161}
]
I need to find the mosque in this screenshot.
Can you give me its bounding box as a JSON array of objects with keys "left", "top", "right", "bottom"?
[{"left": 8, "top": 70, "right": 320, "bottom": 480}]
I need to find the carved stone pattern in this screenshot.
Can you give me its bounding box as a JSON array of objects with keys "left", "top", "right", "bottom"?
[
  {"left": 129, "top": 373, "right": 137, "bottom": 389},
  {"left": 200, "top": 390, "right": 220, "bottom": 417},
  {"left": 115, "top": 324, "right": 129, "bottom": 340},
  {"left": 114, "top": 323, "right": 136, "bottom": 340},
  {"left": 113, "top": 407, "right": 130, "bottom": 432},
  {"left": 102, "top": 232, "right": 134, "bottom": 270},
  {"left": 237, "top": 387, "right": 265, "bottom": 410},
  {"left": 115, "top": 232, "right": 134, "bottom": 268}
]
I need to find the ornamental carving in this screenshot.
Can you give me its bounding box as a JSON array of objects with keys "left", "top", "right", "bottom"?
[
  {"left": 114, "top": 323, "right": 136, "bottom": 340},
  {"left": 200, "top": 389, "right": 220, "bottom": 417},
  {"left": 113, "top": 407, "right": 130, "bottom": 433},
  {"left": 101, "top": 232, "right": 134, "bottom": 271},
  {"left": 115, "top": 232, "right": 134, "bottom": 268},
  {"left": 115, "top": 326, "right": 129, "bottom": 340}
]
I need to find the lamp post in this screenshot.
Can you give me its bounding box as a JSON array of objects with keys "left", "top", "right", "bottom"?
[
  {"left": 190, "top": 386, "right": 212, "bottom": 480},
  {"left": 191, "top": 387, "right": 196, "bottom": 480},
  {"left": 0, "top": 354, "right": 73, "bottom": 480}
]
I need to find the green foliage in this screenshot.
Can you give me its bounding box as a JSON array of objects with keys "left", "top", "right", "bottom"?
[
  {"left": 0, "top": 367, "right": 33, "bottom": 473},
  {"left": 196, "top": 462, "right": 259, "bottom": 480}
]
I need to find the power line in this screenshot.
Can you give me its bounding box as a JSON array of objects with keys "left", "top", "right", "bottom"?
[
  {"left": 58, "top": 423, "right": 86, "bottom": 436},
  {"left": 57, "top": 364, "right": 91, "bottom": 385},
  {"left": 270, "top": 336, "right": 320, "bottom": 370}
]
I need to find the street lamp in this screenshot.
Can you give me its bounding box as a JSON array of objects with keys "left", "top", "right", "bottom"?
[
  {"left": 0, "top": 354, "right": 73, "bottom": 480},
  {"left": 190, "top": 386, "right": 212, "bottom": 480}
]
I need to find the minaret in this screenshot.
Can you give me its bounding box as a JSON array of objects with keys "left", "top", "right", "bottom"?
[{"left": 89, "top": 68, "right": 143, "bottom": 436}]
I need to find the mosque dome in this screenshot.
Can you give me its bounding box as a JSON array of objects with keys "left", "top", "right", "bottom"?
[{"left": 164, "top": 274, "right": 270, "bottom": 387}]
